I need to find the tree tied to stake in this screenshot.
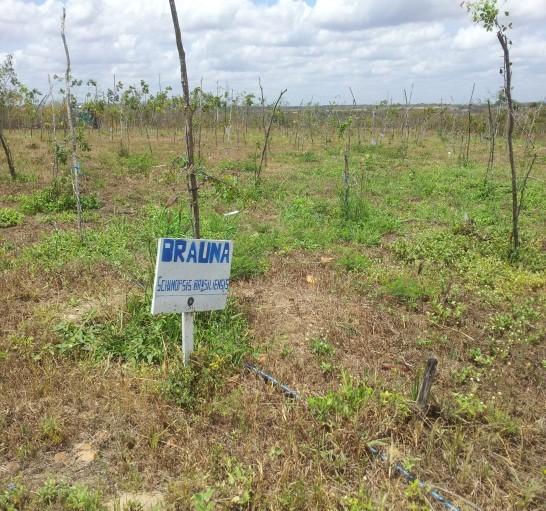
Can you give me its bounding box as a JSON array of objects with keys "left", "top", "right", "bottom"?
[
  {"left": 61, "top": 7, "right": 84, "bottom": 238},
  {"left": 465, "top": 0, "right": 534, "bottom": 257},
  {"left": 168, "top": 0, "right": 201, "bottom": 239}
]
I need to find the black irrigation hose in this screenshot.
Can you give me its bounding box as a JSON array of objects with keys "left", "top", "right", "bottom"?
[
  {"left": 244, "top": 363, "right": 301, "bottom": 400},
  {"left": 367, "top": 446, "right": 461, "bottom": 511},
  {"left": 244, "top": 363, "right": 462, "bottom": 511}
]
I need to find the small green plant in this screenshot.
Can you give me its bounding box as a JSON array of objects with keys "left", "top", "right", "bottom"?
[
  {"left": 122, "top": 500, "right": 144, "bottom": 511},
  {"left": 401, "top": 455, "right": 421, "bottom": 472},
  {"left": 308, "top": 372, "right": 373, "bottom": 422},
  {"left": 280, "top": 344, "right": 294, "bottom": 359},
  {"left": 222, "top": 457, "right": 253, "bottom": 506},
  {"left": 37, "top": 478, "right": 63, "bottom": 506},
  {"left": 452, "top": 366, "right": 481, "bottom": 384},
  {"left": 452, "top": 392, "right": 486, "bottom": 419},
  {"left": 320, "top": 361, "right": 334, "bottom": 374},
  {"left": 191, "top": 488, "right": 215, "bottom": 511},
  {"left": 0, "top": 483, "right": 29, "bottom": 510},
  {"left": 384, "top": 275, "right": 429, "bottom": 307},
  {"left": 488, "top": 303, "right": 541, "bottom": 344},
  {"left": 486, "top": 406, "right": 520, "bottom": 437},
  {"left": 16, "top": 442, "right": 34, "bottom": 460},
  {"left": 469, "top": 347, "right": 494, "bottom": 367},
  {"left": 336, "top": 249, "right": 370, "bottom": 273},
  {"left": 404, "top": 479, "right": 429, "bottom": 511},
  {"left": 415, "top": 337, "right": 433, "bottom": 347},
  {"left": 340, "top": 487, "right": 375, "bottom": 511},
  {"left": 299, "top": 150, "right": 320, "bottom": 163},
  {"left": 430, "top": 300, "right": 466, "bottom": 326},
  {"left": 379, "top": 390, "right": 411, "bottom": 417},
  {"left": 0, "top": 208, "right": 23, "bottom": 228},
  {"left": 310, "top": 338, "right": 334, "bottom": 357},
  {"left": 63, "top": 484, "right": 104, "bottom": 511},
  {"left": 39, "top": 415, "right": 64, "bottom": 446}
]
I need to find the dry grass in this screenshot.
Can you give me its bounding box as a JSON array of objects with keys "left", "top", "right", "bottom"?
[{"left": 1, "top": 126, "right": 545, "bottom": 510}]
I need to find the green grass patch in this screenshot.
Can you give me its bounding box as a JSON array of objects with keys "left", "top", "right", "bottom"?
[
  {"left": 335, "top": 248, "right": 371, "bottom": 273},
  {"left": 297, "top": 150, "right": 321, "bottom": 163},
  {"left": 0, "top": 479, "right": 105, "bottom": 511},
  {"left": 119, "top": 152, "right": 155, "bottom": 175},
  {"left": 18, "top": 180, "right": 100, "bottom": 215},
  {"left": 310, "top": 338, "right": 335, "bottom": 357},
  {"left": 384, "top": 275, "right": 430, "bottom": 306},
  {"left": 0, "top": 207, "right": 23, "bottom": 228},
  {"left": 280, "top": 194, "right": 398, "bottom": 249},
  {"left": 52, "top": 293, "right": 253, "bottom": 409},
  {"left": 217, "top": 158, "right": 257, "bottom": 174},
  {"left": 308, "top": 372, "right": 373, "bottom": 422},
  {"left": 53, "top": 295, "right": 250, "bottom": 366},
  {"left": 22, "top": 217, "right": 138, "bottom": 272}
]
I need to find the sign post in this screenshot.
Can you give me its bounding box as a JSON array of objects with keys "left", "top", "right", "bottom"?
[
  {"left": 151, "top": 238, "right": 233, "bottom": 365},
  {"left": 182, "top": 312, "right": 194, "bottom": 366}
]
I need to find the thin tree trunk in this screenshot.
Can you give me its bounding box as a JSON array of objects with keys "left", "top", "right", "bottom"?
[
  {"left": 61, "top": 8, "right": 83, "bottom": 237},
  {"left": 465, "top": 83, "right": 475, "bottom": 164},
  {"left": 343, "top": 152, "right": 350, "bottom": 216},
  {"left": 497, "top": 30, "right": 518, "bottom": 254},
  {"left": 48, "top": 74, "right": 59, "bottom": 180},
  {"left": 256, "top": 88, "right": 287, "bottom": 183},
  {"left": 198, "top": 77, "right": 203, "bottom": 160},
  {"left": 168, "top": 0, "right": 200, "bottom": 239},
  {"left": 349, "top": 87, "right": 361, "bottom": 146},
  {"left": 0, "top": 129, "right": 16, "bottom": 179},
  {"left": 485, "top": 99, "right": 496, "bottom": 184}
]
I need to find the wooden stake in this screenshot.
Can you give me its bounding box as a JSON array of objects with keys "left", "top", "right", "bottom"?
[
  {"left": 182, "top": 312, "right": 194, "bottom": 366},
  {"left": 416, "top": 357, "right": 438, "bottom": 411}
]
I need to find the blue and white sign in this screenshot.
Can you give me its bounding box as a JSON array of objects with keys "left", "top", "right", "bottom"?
[{"left": 151, "top": 238, "right": 233, "bottom": 314}]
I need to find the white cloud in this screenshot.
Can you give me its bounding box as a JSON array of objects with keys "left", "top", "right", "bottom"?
[
  {"left": 453, "top": 25, "right": 492, "bottom": 50},
  {"left": 0, "top": 0, "right": 544, "bottom": 103}
]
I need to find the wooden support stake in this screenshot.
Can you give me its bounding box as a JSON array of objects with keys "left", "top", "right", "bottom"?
[
  {"left": 416, "top": 357, "right": 438, "bottom": 411},
  {"left": 182, "top": 312, "right": 194, "bottom": 366}
]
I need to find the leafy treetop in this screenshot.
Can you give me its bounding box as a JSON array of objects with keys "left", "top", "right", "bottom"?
[{"left": 465, "top": 0, "right": 512, "bottom": 34}]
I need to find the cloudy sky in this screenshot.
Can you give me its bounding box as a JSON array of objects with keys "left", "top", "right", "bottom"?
[{"left": 1, "top": 0, "right": 545, "bottom": 104}]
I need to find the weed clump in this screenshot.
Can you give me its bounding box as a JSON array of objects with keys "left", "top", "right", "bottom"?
[
  {"left": 119, "top": 152, "right": 155, "bottom": 175},
  {"left": 19, "top": 180, "right": 100, "bottom": 215},
  {"left": 163, "top": 304, "right": 253, "bottom": 408},
  {"left": 0, "top": 480, "right": 105, "bottom": 511},
  {"left": 308, "top": 372, "right": 373, "bottom": 422},
  {"left": 384, "top": 275, "right": 430, "bottom": 307},
  {"left": 0, "top": 208, "right": 23, "bottom": 228}
]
